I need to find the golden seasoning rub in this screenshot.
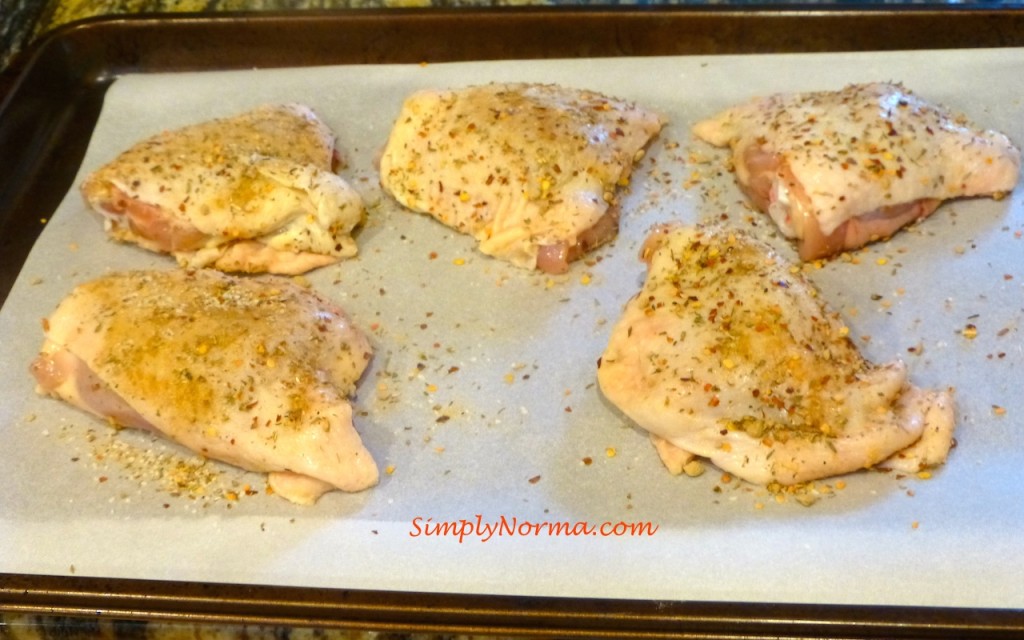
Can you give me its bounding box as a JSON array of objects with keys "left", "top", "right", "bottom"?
[
  {"left": 379, "top": 83, "right": 663, "bottom": 274},
  {"left": 597, "top": 223, "right": 956, "bottom": 486},
  {"left": 81, "top": 104, "right": 365, "bottom": 275},
  {"left": 31, "top": 268, "right": 378, "bottom": 505},
  {"left": 693, "top": 83, "right": 1020, "bottom": 260}
]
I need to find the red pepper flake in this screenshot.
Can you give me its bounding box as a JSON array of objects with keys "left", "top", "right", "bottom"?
[
  {"left": 582, "top": 457, "right": 593, "bottom": 466},
  {"left": 428, "top": 251, "right": 438, "bottom": 260},
  {"left": 528, "top": 475, "right": 542, "bottom": 484}
]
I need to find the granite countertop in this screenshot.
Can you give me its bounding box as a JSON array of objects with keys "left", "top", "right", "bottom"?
[
  {"left": 1, "top": 613, "right": 525, "bottom": 640},
  {"left": 4, "top": 608, "right": 568, "bottom": 640}
]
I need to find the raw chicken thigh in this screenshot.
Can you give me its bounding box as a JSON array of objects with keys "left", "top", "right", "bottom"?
[
  {"left": 81, "top": 104, "right": 365, "bottom": 275},
  {"left": 379, "top": 82, "right": 663, "bottom": 273},
  {"left": 693, "top": 82, "right": 1020, "bottom": 260},
  {"left": 597, "top": 224, "right": 955, "bottom": 485},
  {"left": 30, "top": 269, "right": 378, "bottom": 504}
]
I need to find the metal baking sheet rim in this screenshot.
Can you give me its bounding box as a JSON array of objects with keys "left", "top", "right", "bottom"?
[{"left": 3, "top": 10, "right": 1024, "bottom": 636}]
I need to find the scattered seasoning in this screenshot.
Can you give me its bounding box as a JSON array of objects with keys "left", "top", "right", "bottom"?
[
  {"left": 68, "top": 423, "right": 246, "bottom": 505},
  {"left": 682, "top": 460, "right": 705, "bottom": 478}
]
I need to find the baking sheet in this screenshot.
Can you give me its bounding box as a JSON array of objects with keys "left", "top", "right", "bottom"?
[{"left": 1, "top": 49, "right": 1023, "bottom": 609}]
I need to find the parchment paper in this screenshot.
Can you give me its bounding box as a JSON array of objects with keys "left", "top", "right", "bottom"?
[{"left": 2, "top": 50, "right": 1023, "bottom": 607}]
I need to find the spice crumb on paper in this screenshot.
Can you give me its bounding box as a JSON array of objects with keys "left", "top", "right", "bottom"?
[{"left": 45, "top": 418, "right": 265, "bottom": 508}]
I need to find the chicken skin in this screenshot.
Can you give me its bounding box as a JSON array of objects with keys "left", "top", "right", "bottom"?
[
  {"left": 30, "top": 269, "right": 378, "bottom": 504},
  {"left": 379, "top": 83, "right": 663, "bottom": 273},
  {"left": 597, "top": 224, "right": 955, "bottom": 485},
  {"left": 693, "top": 83, "right": 1020, "bottom": 260},
  {"left": 81, "top": 104, "right": 365, "bottom": 275}
]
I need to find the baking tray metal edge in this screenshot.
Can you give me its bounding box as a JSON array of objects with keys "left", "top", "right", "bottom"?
[
  {"left": 3, "top": 572, "right": 1024, "bottom": 639},
  {"left": 19, "top": 5, "right": 1024, "bottom": 75},
  {"left": 3, "top": 7, "right": 1024, "bottom": 635}
]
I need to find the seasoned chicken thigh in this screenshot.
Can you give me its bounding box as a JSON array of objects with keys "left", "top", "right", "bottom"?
[
  {"left": 81, "top": 104, "right": 365, "bottom": 275},
  {"left": 379, "top": 83, "right": 663, "bottom": 273},
  {"left": 30, "top": 269, "right": 378, "bottom": 504},
  {"left": 693, "top": 83, "right": 1020, "bottom": 260},
  {"left": 597, "top": 224, "right": 955, "bottom": 485}
]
